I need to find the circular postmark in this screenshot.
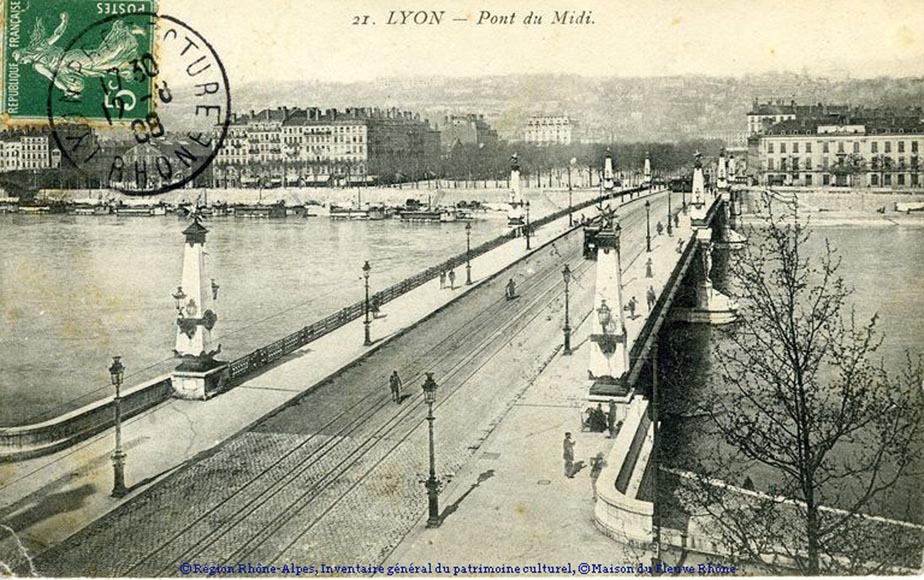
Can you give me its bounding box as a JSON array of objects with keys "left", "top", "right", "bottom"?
[{"left": 47, "top": 12, "right": 230, "bottom": 196}]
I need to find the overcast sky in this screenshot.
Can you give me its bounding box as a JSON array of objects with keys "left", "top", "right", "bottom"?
[{"left": 165, "top": 0, "right": 924, "bottom": 84}]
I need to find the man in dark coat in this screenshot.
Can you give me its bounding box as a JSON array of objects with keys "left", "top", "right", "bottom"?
[
  {"left": 563, "top": 432, "right": 575, "bottom": 478},
  {"left": 389, "top": 370, "right": 402, "bottom": 403}
]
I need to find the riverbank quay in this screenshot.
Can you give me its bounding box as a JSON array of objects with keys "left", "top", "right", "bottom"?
[
  {"left": 35, "top": 185, "right": 604, "bottom": 215},
  {"left": 740, "top": 187, "right": 924, "bottom": 226},
  {"left": 0, "top": 186, "right": 657, "bottom": 570}
]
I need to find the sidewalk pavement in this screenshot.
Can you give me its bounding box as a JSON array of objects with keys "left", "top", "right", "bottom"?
[
  {"left": 387, "top": 303, "right": 638, "bottom": 566},
  {"left": 0, "top": 187, "right": 651, "bottom": 560},
  {"left": 387, "top": 198, "right": 699, "bottom": 568}
]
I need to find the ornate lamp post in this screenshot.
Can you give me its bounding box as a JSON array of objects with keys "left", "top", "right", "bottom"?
[
  {"left": 568, "top": 157, "right": 576, "bottom": 226},
  {"left": 524, "top": 200, "right": 531, "bottom": 250},
  {"left": 562, "top": 265, "right": 572, "bottom": 355},
  {"left": 422, "top": 373, "right": 441, "bottom": 528},
  {"left": 362, "top": 261, "right": 372, "bottom": 346},
  {"left": 109, "top": 356, "right": 128, "bottom": 498},
  {"left": 645, "top": 199, "right": 652, "bottom": 252},
  {"left": 465, "top": 222, "right": 472, "bottom": 285},
  {"left": 172, "top": 286, "right": 186, "bottom": 316},
  {"left": 666, "top": 190, "right": 673, "bottom": 236}
]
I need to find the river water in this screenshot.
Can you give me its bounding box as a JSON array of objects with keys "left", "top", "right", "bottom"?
[{"left": 658, "top": 223, "right": 924, "bottom": 524}]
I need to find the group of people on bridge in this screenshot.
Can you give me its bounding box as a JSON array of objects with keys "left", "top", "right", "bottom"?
[{"left": 583, "top": 402, "right": 620, "bottom": 438}]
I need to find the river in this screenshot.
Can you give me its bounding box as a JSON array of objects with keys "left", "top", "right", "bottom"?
[{"left": 658, "top": 222, "right": 924, "bottom": 524}]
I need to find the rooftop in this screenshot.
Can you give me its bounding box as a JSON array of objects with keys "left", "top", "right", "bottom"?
[
  {"left": 763, "top": 115, "right": 924, "bottom": 136},
  {"left": 229, "top": 107, "right": 433, "bottom": 128}
]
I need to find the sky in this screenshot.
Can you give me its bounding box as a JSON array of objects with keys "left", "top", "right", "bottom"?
[{"left": 164, "top": 0, "right": 924, "bottom": 84}]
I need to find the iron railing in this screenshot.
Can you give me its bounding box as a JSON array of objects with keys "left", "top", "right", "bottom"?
[{"left": 227, "top": 186, "right": 647, "bottom": 382}]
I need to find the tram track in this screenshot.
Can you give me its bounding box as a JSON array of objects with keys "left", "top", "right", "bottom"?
[
  {"left": 223, "top": 256, "right": 594, "bottom": 569},
  {"left": 118, "top": 236, "right": 590, "bottom": 576}
]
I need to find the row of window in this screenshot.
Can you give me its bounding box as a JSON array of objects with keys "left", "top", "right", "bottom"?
[
  {"left": 527, "top": 119, "right": 571, "bottom": 126},
  {"left": 282, "top": 135, "right": 364, "bottom": 144},
  {"left": 767, "top": 140, "right": 921, "bottom": 154},
  {"left": 279, "top": 125, "right": 367, "bottom": 133},
  {"left": 766, "top": 173, "right": 921, "bottom": 186},
  {"left": 767, "top": 157, "right": 919, "bottom": 170}
]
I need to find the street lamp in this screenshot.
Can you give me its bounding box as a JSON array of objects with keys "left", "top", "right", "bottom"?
[
  {"left": 422, "top": 373, "right": 441, "bottom": 528},
  {"left": 568, "top": 157, "right": 576, "bottom": 226},
  {"left": 465, "top": 222, "right": 472, "bottom": 285},
  {"left": 172, "top": 286, "right": 186, "bottom": 316},
  {"left": 645, "top": 199, "right": 652, "bottom": 252},
  {"left": 597, "top": 300, "right": 614, "bottom": 336},
  {"left": 362, "top": 261, "right": 372, "bottom": 346},
  {"left": 524, "top": 200, "right": 531, "bottom": 250},
  {"left": 562, "top": 265, "right": 572, "bottom": 355},
  {"left": 109, "top": 356, "right": 128, "bottom": 498},
  {"left": 666, "top": 190, "right": 673, "bottom": 236}
]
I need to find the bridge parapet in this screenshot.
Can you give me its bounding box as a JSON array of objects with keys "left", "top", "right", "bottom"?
[{"left": 594, "top": 395, "right": 654, "bottom": 545}]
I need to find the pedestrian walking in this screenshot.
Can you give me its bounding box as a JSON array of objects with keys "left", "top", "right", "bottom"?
[
  {"left": 448, "top": 269, "right": 456, "bottom": 289},
  {"left": 646, "top": 285, "right": 657, "bottom": 311},
  {"left": 674, "top": 213, "right": 680, "bottom": 229},
  {"left": 439, "top": 270, "right": 446, "bottom": 289},
  {"left": 505, "top": 278, "right": 516, "bottom": 300},
  {"left": 645, "top": 257, "right": 653, "bottom": 278},
  {"left": 563, "top": 432, "right": 575, "bottom": 478},
  {"left": 656, "top": 221, "right": 664, "bottom": 236},
  {"left": 676, "top": 238, "right": 684, "bottom": 254},
  {"left": 625, "top": 296, "right": 638, "bottom": 319},
  {"left": 389, "top": 370, "right": 402, "bottom": 403}
]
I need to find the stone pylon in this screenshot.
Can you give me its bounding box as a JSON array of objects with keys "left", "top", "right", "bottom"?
[
  {"left": 717, "top": 148, "right": 728, "bottom": 190},
  {"left": 718, "top": 190, "right": 747, "bottom": 249},
  {"left": 172, "top": 215, "right": 228, "bottom": 399},
  {"left": 643, "top": 152, "right": 652, "bottom": 186},
  {"left": 603, "top": 148, "right": 615, "bottom": 191},
  {"left": 729, "top": 189, "right": 743, "bottom": 230},
  {"left": 587, "top": 216, "right": 630, "bottom": 402},
  {"left": 507, "top": 153, "right": 524, "bottom": 226},
  {"left": 509, "top": 152, "right": 522, "bottom": 206},
  {"left": 674, "top": 229, "right": 738, "bottom": 324},
  {"left": 692, "top": 151, "right": 705, "bottom": 206}
]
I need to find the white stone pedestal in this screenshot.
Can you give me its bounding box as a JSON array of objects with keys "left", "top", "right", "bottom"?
[{"left": 171, "top": 364, "right": 230, "bottom": 400}]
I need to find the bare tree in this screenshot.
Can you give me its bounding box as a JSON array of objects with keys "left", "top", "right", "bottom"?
[{"left": 676, "top": 193, "right": 924, "bottom": 574}]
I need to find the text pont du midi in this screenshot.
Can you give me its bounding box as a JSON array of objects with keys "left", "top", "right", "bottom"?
[{"left": 382, "top": 10, "right": 595, "bottom": 26}]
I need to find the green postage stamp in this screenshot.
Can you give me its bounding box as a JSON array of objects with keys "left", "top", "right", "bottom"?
[{"left": 1, "top": 0, "right": 157, "bottom": 123}]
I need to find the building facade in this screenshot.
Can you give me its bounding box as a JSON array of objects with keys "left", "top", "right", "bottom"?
[
  {"left": 213, "top": 107, "right": 440, "bottom": 187},
  {"left": 753, "top": 118, "right": 923, "bottom": 188},
  {"left": 438, "top": 114, "right": 499, "bottom": 150},
  {"left": 0, "top": 132, "right": 60, "bottom": 172},
  {"left": 523, "top": 115, "right": 578, "bottom": 146}
]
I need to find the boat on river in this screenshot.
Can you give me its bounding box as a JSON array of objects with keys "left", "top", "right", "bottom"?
[
  {"left": 329, "top": 205, "right": 369, "bottom": 220},
  {"left": 231, "top": 202, "right": 287, "bottom": 218}
]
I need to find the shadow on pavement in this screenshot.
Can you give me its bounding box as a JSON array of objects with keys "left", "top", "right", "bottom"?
[
  {"left": 439, "top": 469, "right": 495, "bottom": 525},
  {"left": 0, "top": 483, "right": 95, "bottom": 535}
]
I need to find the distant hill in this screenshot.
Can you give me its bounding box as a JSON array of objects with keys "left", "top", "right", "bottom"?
[{"left": 232, "top": 73, "right": 924, "bottom": 143}]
